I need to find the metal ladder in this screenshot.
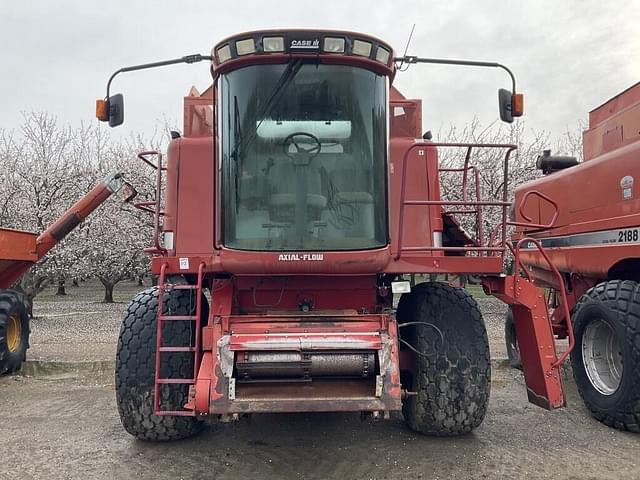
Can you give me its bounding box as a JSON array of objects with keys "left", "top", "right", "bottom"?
[{"left": 153, "top": 262, "right": 205, "bottom": 416}]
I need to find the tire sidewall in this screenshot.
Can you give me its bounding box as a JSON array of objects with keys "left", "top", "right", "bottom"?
[
  {"left": 504, "top": 307, "right": 522, "bottom": 370},
  {"left": 0, "top": 291, "right": 30, "bottom": 374},
  {"left": 571, "top": 299, "right": 629, "bottom": 412}
]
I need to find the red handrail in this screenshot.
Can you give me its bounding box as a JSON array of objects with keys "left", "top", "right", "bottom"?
[
  {"left": 512, "top": 190, "right": 560, "bottom": 230},
  {"left": 395, "top": 142, "right": 517, "bottom": 260},
  {"left": 513, "top": 236, "right": 574, "bottom": 367},
  {"left": 134, "top": 150, "right": 166, "bottom": 255}
]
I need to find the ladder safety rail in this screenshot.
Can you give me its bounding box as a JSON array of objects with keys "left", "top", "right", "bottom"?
[
  {"left": 486, "top": 188, "right": 561, "bottom": 263},
  {"left": 138, "top": 150, "right": 168, "bottom": 171},
  {"left": 153, "top": 262, "right": 206, "bottom": 416},
  {"left": 513, "top": 190, "right": 560, "bottom": 230},
  {"left": 512, "top": 236, "right": 574, "bottom": 367},
  {"left": 134, "top": 150, "right": 167, "bottom": 255},
  {"left": 396, "top": 142, "right": 517, "bottom": 260},
  {"left": 487, "top": 189, "right": 560, "bottom": 249}
]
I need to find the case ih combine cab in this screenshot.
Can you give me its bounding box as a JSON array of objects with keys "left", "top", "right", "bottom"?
[
  {"left": 508, "top": 82, "right": 640, "bottom": 431},
  {"left": 97, "top": 29, "right": 580, "bottom": 441},
  {"left": 0, "top": 175, "right": 135, "bottom": 374}
]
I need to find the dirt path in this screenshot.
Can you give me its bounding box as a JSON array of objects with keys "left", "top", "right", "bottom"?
[{"left": 1, "top": 366, "right": 638, "bottom": 480}]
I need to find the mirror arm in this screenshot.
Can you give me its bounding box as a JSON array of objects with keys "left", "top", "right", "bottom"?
[
  {"left": 105, "top": 54, "right": 213, "bottom": 98},
  {"left": 395, "top": 56, "right": 516, "bottom": 93}
]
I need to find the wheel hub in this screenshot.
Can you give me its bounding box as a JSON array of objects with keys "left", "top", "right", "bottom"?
[
  {"left": 582, "top": 318, "right": 623, "bottom": 395},
  {"left": 7, "top": 313, "right": 22, "bottom": 353}
]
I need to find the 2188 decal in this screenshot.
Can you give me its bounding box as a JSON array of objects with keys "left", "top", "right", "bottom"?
[{"left": 618, "top": 229, "right": 639, "bottom": 242}]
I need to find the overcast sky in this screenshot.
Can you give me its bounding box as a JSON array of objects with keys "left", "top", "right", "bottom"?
[{"left": 1, "top": 1, "right": 638, "bottom": 146}]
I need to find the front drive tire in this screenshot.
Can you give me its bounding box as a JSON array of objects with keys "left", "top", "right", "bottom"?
[
  {"left": 0, "top": 290, "right": 30, "bottom": 375},
  {"left": 571, "top": 280, "right": 640, "bottom": 432},
  {"left": 116, "top": 287, "right": 208, "bottom": 441},
  {"left": 398, "top": 282, "right": 491, "bottom": 436}
]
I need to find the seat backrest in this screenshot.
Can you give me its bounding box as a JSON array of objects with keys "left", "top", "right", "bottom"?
[
  {"left": 268, "top": 158, "right": 324, "bottom": 196},
  {"left": 328, "top": 155, "right": 373, "bottom": 203}
]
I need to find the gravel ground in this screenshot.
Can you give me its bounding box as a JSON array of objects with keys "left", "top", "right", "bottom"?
[
  {"left": 1, "top": 364, "right": 638, "bottom": 480},
  {"left": 30, "top": 300, "right": 124, "bottom": 362},
  {"left": 27, "top": 281, "right": 512, "bottom": 362},
  {"left": 28, "top": 280, "right": 141, "bottom": 362},
  {"left": 4, "top": 281, "right": 638, "bottom": 479},
  {"left": 476, "top": 297, "right": 509, "bottom": 359}
]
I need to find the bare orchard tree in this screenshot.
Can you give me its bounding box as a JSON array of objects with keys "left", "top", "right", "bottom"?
[
  {"left": 554, "top": 120, "right": 586, "bottom": 162},
  {"left": 0, "top": 112, "right": 91, "bottom": 310},
  {"left": 77, "top": 190, "right": 150, "bottom": 303},
  {"left": 0, "top": 130, "right": 24, "bottom": 227},
  {"left": 0, "top": 113, "right": 157, "bottom": 308},
  {"left": 73, "top": 135, "right": 159, "bottom": 303}
]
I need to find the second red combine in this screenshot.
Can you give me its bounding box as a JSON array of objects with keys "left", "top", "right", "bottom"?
[{"left": 508, "top": 82, "right": 640, "bottom": 431}]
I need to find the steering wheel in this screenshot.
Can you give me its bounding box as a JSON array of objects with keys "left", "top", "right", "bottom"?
[{"left": 282, "top": 132, "right": 321, "bottom": 161}]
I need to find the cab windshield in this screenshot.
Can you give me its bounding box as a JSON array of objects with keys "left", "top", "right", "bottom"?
[{"left": 220, "top": 62, "right": 387, "bottom": 251}]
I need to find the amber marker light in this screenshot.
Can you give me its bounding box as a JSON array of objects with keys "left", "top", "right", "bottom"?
[
  {"left": 512, "top": 93, "right": 524, "bottom": 117},
  {"left": 96, "top": 99, "right": 108, "bottom": 121}
]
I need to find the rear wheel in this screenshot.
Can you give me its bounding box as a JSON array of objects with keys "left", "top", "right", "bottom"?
[
  {"left": 571, "top": 280, "right": 640, "bottom": 432},
  {"left": 504, "top": 307, "right": 523, "bottom": 370},
  {"left": 0, "top": 290, "right": 30, "bottom": 375},
  {"left": 398, "top": 282, "right": 491, "bottom": 435},
  {"left": 115, "top": 287, "right": 208, "bottom": 441}
]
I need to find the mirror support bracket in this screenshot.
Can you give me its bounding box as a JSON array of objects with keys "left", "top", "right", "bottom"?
[{"left": 97, "top": 54, "right": 212, "bottom": 127}]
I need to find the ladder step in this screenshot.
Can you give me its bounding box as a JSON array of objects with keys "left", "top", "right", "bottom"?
[
  {"left": 157, "top": 378, "right": 196, "bottom": 385},
  {"left": 158, "top": 315, "right": 198, "bottom": 321},
  {"left": 154, "top": 410, "right": 195, "bottom": 417},
  {"left": 158, "top": 346, "right": 196, "bottom": 353}
]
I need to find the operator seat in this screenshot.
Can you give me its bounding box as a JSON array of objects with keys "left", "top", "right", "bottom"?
[
  {"left": 267, "top": 159, "right": 327, "bottom": 223},
  {"left": 326, "top": 156, "right": 375, "bottom": 238}
]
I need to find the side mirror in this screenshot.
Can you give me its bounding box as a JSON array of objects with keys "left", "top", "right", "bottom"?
[
  {"left": 95, "top": 94, "right": 124, "bottom": 127},
  {"left": 498, "top": 88, "right": 524, "bottom": 123}
]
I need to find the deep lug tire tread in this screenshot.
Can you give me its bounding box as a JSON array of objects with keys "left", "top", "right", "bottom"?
[
  {"left": 0, "top": 289, "right": 30, "bottom": 375},
  {"left": 115, "top": 286, "right": 207, "bottom": 441},
  {"left": 571, "top": 280, "right": 640, "bottom": 432},
  {"left": 398, "top": 282, "right": 491, "bottom": 436}
]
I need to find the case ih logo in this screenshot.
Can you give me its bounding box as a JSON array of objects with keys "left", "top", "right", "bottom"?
[
  {"left": 290, "top": 39, "right": 320, "bottom": 49},
  {"left": 278, "top": 253, "right": 324, "bottom": 261}
]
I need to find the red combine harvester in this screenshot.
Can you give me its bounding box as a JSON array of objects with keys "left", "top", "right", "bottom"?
[
  {"left": 97, "top": 29, "right": 571, "bottom": 441},
  {"left": 0, "top": 174, "right": 136, "bottom": 374},
  {"left": 507, "top": 82, "right": 640, "bottom": 431}
]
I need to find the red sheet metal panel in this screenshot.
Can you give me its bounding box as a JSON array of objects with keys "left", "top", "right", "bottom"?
[
  {"left": 0, "top": 228, "right": 37, "bottom": 262},
  {"left": 0, "top": 228, "right": 37, "bottom": 288},
  {"left": 484, "top": 274, "right": 566, "bottom": 409},
  {"left": 585, "top": 82, "right": 640, "bottom": 160}
]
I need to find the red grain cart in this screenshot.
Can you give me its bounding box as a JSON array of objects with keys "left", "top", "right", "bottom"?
[
  {"left": 0, "top": 174, "right": 135, "bottom": 374},
  {"left": 98, "top": 29, "right": 572, "bottom": 441},
  {"left": 508, "top": 82, "right": 640, "bottom": 431}
]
